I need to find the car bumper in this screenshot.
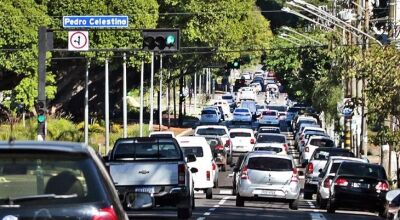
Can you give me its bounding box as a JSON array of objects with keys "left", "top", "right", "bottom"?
[
  {"left": 116, "top": 185, "right": 190, "bottom": 209},
  {"left": 232, "top": 145, "right": 253, "bottom": 152},
  {"left": 232, "top": 117, "right": 252, "bottom": 122},
  {"left": 319, "top": 186, "right": 330, "bottom": 200},
  {"left": 238, "top": 181, "right": 300, "bottom": 200},
  {"left": 304, "top": 179, "right": 319, "bottom": 194},
  {"left": 333, "top": 189, "right": 386, "bottom": 210}
]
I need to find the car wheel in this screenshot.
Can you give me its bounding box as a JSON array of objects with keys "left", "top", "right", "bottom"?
[
  {"left": 326, "top": 198, "right": 336, "bottom": 214},
  {"left": 289, "top": 198, "right": 299, "bottom": 210},
  {"left": 206, "top": 188, "right": 213, "bottom": 199},
  {"left": 303, "top": 191, "right": 313, "bottom": 200},
  {"left": 236, "top": 194, "right": 244, "bottom": 207}
]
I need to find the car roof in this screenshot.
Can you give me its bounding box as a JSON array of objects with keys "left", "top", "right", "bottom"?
[
  {"left": 315, "top": 147, "right": 349, "bottom": 152},
  {"left": 196, "top": 125, "right": 228, "bottom": 129},
  {"left": 308, "top": 135, "right": 332, "bottom": 140},
  {"left": 340, "top": 161, "right": 381, "bottom": 168},
  {"left": 259, "top": 126, "right": 280, "bottom": 130},
  {"left": 229, "top": 128, "right": 253, "bottom": 133},
  {"left": 0, "top": 141, "right": 90, "bottom": 154},
  {"left": 150, "top": 131, "right": 175, "bottom": 135}
]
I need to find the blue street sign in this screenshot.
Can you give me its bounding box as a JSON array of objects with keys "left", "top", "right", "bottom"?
[{"left": 63, "top": 16, "right": 129, "bottom": 28}]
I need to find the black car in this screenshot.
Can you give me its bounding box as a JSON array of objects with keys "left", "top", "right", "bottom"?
[
  {"left": 327, "top": 161, "right": 388, "bottom": 216},
  {"left": 0, "top": 141, "right": 127, "bottom": 220},
  {"left": 234, "top": 78, "right": 246, "bottom": 92}
]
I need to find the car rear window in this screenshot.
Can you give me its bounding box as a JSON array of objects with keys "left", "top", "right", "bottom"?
[
  {"left": 113, "top": 142, "right": 181, "bottom": 160},
  {"left": 230, "top": 132, "right": 251, "bottom": 138},
  {"left": 235, "top": 109, "right": 249, "bottom": 113},
  {"left": 182, "top": 147, "right": 204, "bottom": 158},
  {"left": 330, "top": 163, "right": 341, "bottom": 174},
  {"left": 0, "top": 152, "right": 107, "bottom": 205},
  {"left": 263, "top": 111, "right": 277, "bottom": 116},
  {"left": 222, "top": 95, "right": 233, "bottom": 100},
  {"left": 312, "top": 150, "right": 354, "bottom": 160},
  {"left": 202, "top": 110, "right": 216, "bottom": 115},
  {"left": 196, "top": 128, "right": 227, "bottom": 136},
  {"left": 338, "top": 163, "right": 387, "bottom": 179},
  {"left": 267, "top": 106, "right": 287, "bottom": 112},
  {"left": 149, "top": 134, "right": 174, "bottom": 138},
  {"left": 258, "top": 128, "right": 280, "bottom": 133},
  {"left": 247, "top": 157, "right": 292, "bottom": 171},
  {"left": 253, "top": 147, "right": 282, "bottom": 153},
  {"left": 309, "top": 139, "right": 334, "bottom": 147},
  {"left": 257, "top": 135, "right": 285, "bottom": 143}
]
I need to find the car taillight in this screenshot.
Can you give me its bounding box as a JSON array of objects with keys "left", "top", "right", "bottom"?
[
  {"left": 215, "top": 145, "right": 224, "bottom": 151},
  {"left": 306, "top": 163, "right": 313, "bottom": 174},
  {"left": 284, "top": 143, "right": 288, "bottom": 152},
  {"left": 323, "top": 178, "right": 332, "bottom": 188},
  {"left": 212, "top": 163, "right": 217, "bottom": 171},
  {"left": 206, "top": 170, "right": 211, "bottom": 181},
  {"left": 250, "top": 138, "right": 255, "bottom": 144},
  {"left": 304, "top": 146, "right": 309, "bottom": 152},
  {"left": 92, "top": 207, "right": 117, "bottom": 220},
  {"left": 225, "top": 139, "right": 231, "bottom": 146},
  {"left": 178, "top": 164, "right": 186, "bottom": 185},
  {"left": 291, "top": 168, "right": 299, "bottom": 183},
  {"left": 240, "top": 166, "right": 249, "bottom": 180},
  {"left": 376, "top": 181, "right": 389, "bottom": 191},
  {"left": 335, "top": 177, "right": 348, "bottom": 186}
]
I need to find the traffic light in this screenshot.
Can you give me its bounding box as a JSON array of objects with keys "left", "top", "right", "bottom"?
[
  {"left": 142, "top": 29, "right": 180, "bottom": 51},
  {"left": 37, "top": 101, "right": 46, "bottom": 123},
  {"left": 227, "top": 59, "right": 240, "bottom": 69}
]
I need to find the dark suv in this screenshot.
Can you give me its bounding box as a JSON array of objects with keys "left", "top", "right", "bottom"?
[{"left": 0, "top": 141, "right": 127, "bottom": 220}]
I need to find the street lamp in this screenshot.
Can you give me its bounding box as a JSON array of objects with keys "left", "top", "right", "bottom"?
[
  {"left": 282, "top": 26, "right": 324, "bottom": 45},
  {"left": 281, "top": 7, "right": 334, "bottom": 31}
]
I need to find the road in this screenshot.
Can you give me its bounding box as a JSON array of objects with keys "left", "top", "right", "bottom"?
[{"left": 128, "top": 92, "right": 383, "bottom": 220}]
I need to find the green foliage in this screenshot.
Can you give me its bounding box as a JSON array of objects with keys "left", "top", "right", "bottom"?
[{"left": 47, "top": 118, "right": 82, "bottom": 141}]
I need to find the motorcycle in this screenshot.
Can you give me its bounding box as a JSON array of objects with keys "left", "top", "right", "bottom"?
[{"left": 386, "top": 188, "right": 400, "bottom": 219}]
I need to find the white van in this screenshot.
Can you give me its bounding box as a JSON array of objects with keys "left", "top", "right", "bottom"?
[{"left": 177, "top": 136, "right": 215, "bottom": 199}]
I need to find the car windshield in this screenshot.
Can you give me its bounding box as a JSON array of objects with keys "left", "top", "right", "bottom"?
[
  {"left": 309, "top": 139, "right": 334, "bottom": 147},
  {"left": 230, "top": 132, "right": 251, "bottom": 138},
  {"left": 257, "top": 135, "right": 285, "bottom": 143},
  {"left": 312, "top": 150, "right": 354, "bottom": 160},
  {"left": 196, "top": 128, "right": 227, "bottom": 136},
  {"left": 253, "top": 147, "right": 282, "bottom": 153},
  {"left": 288, "top": 107, "right": 302, "bottom": 113},
  {"left": 0, "top": 152, "right": 106, "bottom": 204},
  {"left": 113, "top": 142, "right": 181, "bottom": 160},
  {"left": 338, "top": 163, "right": 387, "bottom": 179},
  {"left": 267, "top": 106, "right": 287, "bottom": 112},
  {"left": 222, "top": 95, "right": 233, "bottom": 100},
  {"left": 256, "top": 105, "right": 265, "bottom": 110},
  {"left": 202, "top": 110, "right": 216, "bottom": 115},
  {"left": 247, "top": 157, "right": 292, "bottom": 171},
  {"left": 241, "top": 103, "right": 256, "bottom": 111},
  {"left": 235, "top": 109, "right": 249, "bottom": 113},
  {"left": 182, "top": 147, "right": 204, "bottom": 158}
]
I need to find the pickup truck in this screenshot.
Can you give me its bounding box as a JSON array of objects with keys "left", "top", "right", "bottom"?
[{"left": 105, "top": 137, "right": 197, "bottom": 219}]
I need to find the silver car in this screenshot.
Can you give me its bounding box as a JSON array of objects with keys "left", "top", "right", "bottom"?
[
  {"left": 200, "top": 108, "right": 220, "bottom": 124},
  {"left": 316, "top": 156, "right": 367, "bottom": 208},
  {"left": 235, "top": 152, "right": 300, "bottom": 209},
  {"left": 232, "top": 108, "right": 252, "bottom": 122}
]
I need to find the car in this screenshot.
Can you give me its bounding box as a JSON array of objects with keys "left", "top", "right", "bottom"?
[
  {"left": 303, "top": 147, "right": 355, "bottom": 200},
  {"left": 249, "top": 82, "right": 262, "bottom": 93},
  {"left": 232, "top": 108, "right": 252, "bottom": 122},
  {"left": 254, "top": 133, "right": 288, "bottom": 155},
  {"left": 240, "top": 101, "right": 258, "bottom": 119},
  {"left": 221, "top": 93, "right": 237, "bottom": 112},
  {"left": 240, "top": 72, "right": 252, "bottom": 81},
  {"left": 326, "top": 161, "right": 388, "bottom": 216},
  {"left": 149, "top": 131, "right": 176, "bottom": 138},
  {"left": 229, "top": 128, "right": 256, "bottom": 153},
  {"left": 293, "top": 116, "right": 319, "bottom": 133},
  {"left": 258, "top": 110, "right": 280, "bottom": 126},
  {"left": 300, "top": 136, "right": 335, "bottom": 165},
  {"left": 256, "top": 104, "right": 268, "bottom": 117},
  {"left": 200, "top": 108, "right": 220, "bottom": 124},
  {"left": 212, "top": 99, "right": 231, "bottom": 119},
  {"left": 204, "top": 106, "right": 224, "bottom": 121},
  {"left": 298, "top": 131, "right": 329, "bottom": 153},
  {"left": 238, "top": 87, "right": 256, "bottom": 101},
  {"left": 286, "top": 107, "right": 302, "bottom": 126},
  {"left": 204, "top": 136, "right": 228, "bottom": 172},
  {"left": 0, "top": 141, "right": 128, "bottom": 219},
  {"left": 194, "top": 125, "right": 233, "bottom": 164},
  {"left": 255, "top": 126, "right": 281, "bottom": 137},
  {"left": 316, "top": 156, "right": 367, "bottom": 209},
  {"left": 252, "top": 77, "right": 265, "bottom": 92},
  {"left": 106, "top": 138, "right": 196, "bottom": 218},
  {"left": 235, "top": 152, "right": 301, "bottom": 209},
  {"left": 234, "top": 78, "right": 246, "bottom": 92},
  {"left": 295, "top": 125, "right": 324, "bottom": 143},
  {"left": 177, "top": 136, "right": 215, "bottom": 199}
]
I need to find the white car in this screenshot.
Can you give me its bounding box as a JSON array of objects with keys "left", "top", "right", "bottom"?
[
  {"left": 229, "top": 128, "right": 255, "bottom": 152},
  {"left": 238, "top": 87, "right": 256, "bottom": 101},
  {"left": 316, "top": 156, "right": 367, "bottom": 209},
  {"left": 258, "top": 110, "right": 280, "bottom": 125},
  {"left": 177, "top": 136, "right": 215, "bottom": 199},
  {"left": 300, "top": 136, "right": 335, "bottom": 164},
  {"left": 249, "top": 82, "right": 262, "bottom": 93},
  {"left": 213, "top": 100, "right": 231, "bottom": 120},
  {"left": 254, "top": 133, "right": 288, "bottom": 155},
  {"left": 232, "top": 108, "right": 252, "bottom": 122},
  {"left": 200, "top": 108, "right": 220, "bottom": 124},
  {"left": 149, "top": 131, "right": 176, "bottom": 138}
]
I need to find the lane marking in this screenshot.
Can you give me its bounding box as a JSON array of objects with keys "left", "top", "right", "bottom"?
[
  {"left": 204, "top": 212, "right": 211, "bottom": 216},
  {"left": 219, "top": 189, "right": 233, "bottom": 195},
  {"left": 310, "top": 213, "right": 327, "bottom": 220},
  {"left": 197, "top": 217, "right": 206, "bottom": 220},
  {"left": 209, "top": 208, "right": 216, "bottom": 211},
  {"left": 213, "top": 205, "right": 220, "bottom": 208},
  {"left": 198, "top": 196, "right": 233, "bottom": 219}
]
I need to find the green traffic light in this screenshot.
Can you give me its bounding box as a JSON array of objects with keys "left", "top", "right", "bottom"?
[
  {"left": 233, "top": 62, "right": 239, "bottom": 67},
  {"left": 38, "top": 114, "right": 46, "bottom": 123},
  {"left": 166, "top": 35, "right": 175, "bottom": 46}
]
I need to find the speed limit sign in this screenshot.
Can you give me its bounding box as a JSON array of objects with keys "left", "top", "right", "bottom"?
[{"left": 68, "top": 31, "right": 89, "bottom": 51}]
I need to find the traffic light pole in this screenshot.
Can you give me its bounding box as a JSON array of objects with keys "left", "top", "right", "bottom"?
[
  {"left": 159, "top": 54, "right": 163, "bottom": 131},
  {"left": 105, "top": 59, "right": 110, "bottom": 154},
  {"left": 123, "top": 53, "right": 128, "bottom": 138},
  {"left": 140, "top": 58, "right": 144, "bottom": 137},
  {"left": 149, "top": 52, "right": 154, "bottom": 132},
  {"left": 37, "top": 27, "right": 47, "bottom": 141}
]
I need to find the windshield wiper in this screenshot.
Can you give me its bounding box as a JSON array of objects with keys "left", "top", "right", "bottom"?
[{"left": 3, "top": 194, "right": 77, "bottom": 205}]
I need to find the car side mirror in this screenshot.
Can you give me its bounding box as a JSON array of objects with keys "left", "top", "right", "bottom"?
[
  {"left": 190, "top": 167, "right": 198, "bottom": 173},
  {"left": 186, "top": 154, "right": 197, "bottom": 163}
]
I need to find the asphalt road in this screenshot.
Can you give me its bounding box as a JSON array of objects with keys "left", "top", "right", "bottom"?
[{"left": 128, "top": 92, "right": 383, "bottom": 220}]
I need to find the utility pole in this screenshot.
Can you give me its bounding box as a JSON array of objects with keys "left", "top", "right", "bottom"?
[
  {"left": 139, "top": 58, "right": 144, "bottom": 137},
  {"left": 179, "top": 72, "right": 184, "bottom": 126},
  {"left": 84, "top": 60, "right": 90, "bottom": 145},
  {"left": 159, "top": 54, "right": 163, "bottom": 131},
  {"left": 105, "top": 59, "right": 110, "bottom": 154},
  {"left": 122, "top": 53, "right": 127, "bottom": 138},
  {"left": 149, "top": 52, "right": 154, "bottom": 132},
  {"left": 167, "top": 71, "right": 171, "bottom": 129},
  {"left": 37, "top": 27, "right": 47, "bottom": 141}
]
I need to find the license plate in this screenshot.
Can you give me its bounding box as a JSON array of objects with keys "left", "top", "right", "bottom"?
[
  {"left": 135, "top": 187, "right": 155, "bottom": 194},
  {"left": 253, "top": 189, "right": 275, "bottom": 195},
  {"left": 353, "top": 183, "right": 369, "bottom": 188},
  {"left": 237, "top": 146, "right": 243, "bottom": 148}
]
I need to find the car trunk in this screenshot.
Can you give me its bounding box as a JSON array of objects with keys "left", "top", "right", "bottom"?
[{"left": 246, "top": 157, "right": 293, "bottom": 186}]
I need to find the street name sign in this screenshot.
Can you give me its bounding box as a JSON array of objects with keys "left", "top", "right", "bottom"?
[
  {"left": 68, "top": 31, "right": 89, "bottom": 51},
  {"left": 63, "top": 16, "right": 129, "bottom": 28}
]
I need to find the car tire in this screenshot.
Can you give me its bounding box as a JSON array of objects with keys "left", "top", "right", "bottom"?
[
  {"left": 303, "top": 191, "right": 313, "bottom": 200},
  {"left": 289, "top": 198, "right": 299, "bottom": 210},
  {"left": 206, "top": 188, "right": 213, "bottom": 199},
  {"left": 236, "top": 195, "right": 244, "bottom": 207},
  {"left": 326, "top": 198, "right": 336, "bottom": 214}
]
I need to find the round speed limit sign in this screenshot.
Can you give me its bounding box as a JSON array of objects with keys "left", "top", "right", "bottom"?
[{"left": 68, "top": 31, "right": 89, "bottom": 51}]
